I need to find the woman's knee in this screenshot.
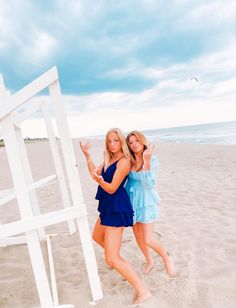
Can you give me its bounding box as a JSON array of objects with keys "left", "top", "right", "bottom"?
[
  {"left": 105, "top": 254, "right": 119, "bottom": 268},
  {"left": 144, "top": 237, "right": 154, "bottom": 247}
]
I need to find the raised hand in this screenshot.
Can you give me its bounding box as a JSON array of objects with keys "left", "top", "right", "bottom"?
[
  {"left": 79, "top": 141, "right": 91, "bottom": 157},
  {"left": 91, "top": 168, "right": 103, "bottom": 184},
  {"left": 143, "top": 145, "right": 154, "bottom": 162}
]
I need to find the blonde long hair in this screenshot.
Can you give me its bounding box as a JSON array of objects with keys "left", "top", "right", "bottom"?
[
  {"left": 126, "top": 130, "right": 148, "bottom": 161},
  {"left": 104, "top": 128, "right": 131, "bottom": 167}
]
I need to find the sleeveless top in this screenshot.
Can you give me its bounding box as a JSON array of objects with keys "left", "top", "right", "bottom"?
[{"left": 95, "top": 158, "right": 133, "bottom": 227}]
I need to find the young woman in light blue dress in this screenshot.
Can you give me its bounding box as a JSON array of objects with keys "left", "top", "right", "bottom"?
[{"left": 125, "top": 130, "right": 176, "bottom": 276}]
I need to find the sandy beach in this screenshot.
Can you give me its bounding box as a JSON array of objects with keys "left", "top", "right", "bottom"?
[{"left": 0, "top": 139, "right": 236, "bottom": 308}]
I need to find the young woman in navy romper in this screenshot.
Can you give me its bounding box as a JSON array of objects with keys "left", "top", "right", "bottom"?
[{"left": 80, "top": 128, "right": 151, "bottom": 305}]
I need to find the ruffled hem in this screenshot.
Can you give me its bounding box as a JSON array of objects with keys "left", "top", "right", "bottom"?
[
  {"left": 98, "top": 203, "right": 133, "bottom": 213},
  {"left": 99, "top": 211, "right": 133, "bottom": 227},
  {"left": 127, "top": 188, "right": 160, "bottom": 210},
  {"left": 96, "top": 188, "right": 133, "bottom": 213},
  {"left": 133, "top": 206, "right": 160, "bottom": 224}
]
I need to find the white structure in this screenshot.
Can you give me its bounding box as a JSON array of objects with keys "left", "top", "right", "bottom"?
[{"left": 0, "top": 67, "right": 103, "bottom": 307}]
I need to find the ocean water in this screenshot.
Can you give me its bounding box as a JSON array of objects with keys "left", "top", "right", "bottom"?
[{"left": 143, "top": 121, "right": 236, "bottom": 145}]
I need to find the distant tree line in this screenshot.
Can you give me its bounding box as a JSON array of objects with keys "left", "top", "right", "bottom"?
[{"left": 0, "top": 138, "right": 51, "bottom": 147}]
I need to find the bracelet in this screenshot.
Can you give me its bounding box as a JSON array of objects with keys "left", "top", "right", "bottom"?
[{"left": 98, "top": 177, "right": 103, "bottom": 184}]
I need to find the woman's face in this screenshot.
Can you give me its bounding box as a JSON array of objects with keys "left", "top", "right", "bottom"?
[
  {"left": 107, "top": 132, "right": 121, "bottom": 153},
  {"left": 128, "top": 135, "right": 144, "bottom": 154}
]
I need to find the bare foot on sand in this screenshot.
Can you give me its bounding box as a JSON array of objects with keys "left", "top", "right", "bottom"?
[
  {"left": 134, "top": 291, "right": 152, "bottom": 305},
  {"left": 166, "top": 256, "right": 176, "bottom": 277},
  {"left": 143, "top": 261, "right": 154, "bottom": 274}
]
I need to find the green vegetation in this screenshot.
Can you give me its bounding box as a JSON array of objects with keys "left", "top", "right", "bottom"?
[{"left": 0, "top": 138, "right": 49, "bottom": 147}]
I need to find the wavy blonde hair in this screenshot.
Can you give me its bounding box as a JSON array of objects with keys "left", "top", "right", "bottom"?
[
  {"left": 126, "top": 130, "right": 148, "bottom": 161},
  {"left": 104, "top": 128, "right": 131, "bottom": 167}
]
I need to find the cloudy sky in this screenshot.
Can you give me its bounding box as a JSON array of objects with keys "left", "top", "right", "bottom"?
[{"left": 0, "top": 0, "right": 236, "bottom": 137}]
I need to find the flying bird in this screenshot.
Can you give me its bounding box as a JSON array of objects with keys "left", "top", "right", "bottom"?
[{"left": 191, "top": 76, "right": 198, "bottom": 82}]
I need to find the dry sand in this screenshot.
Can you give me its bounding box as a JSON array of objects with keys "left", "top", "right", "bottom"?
[{"left": 0, "top": 139, "right": 236, "bottom": 308}]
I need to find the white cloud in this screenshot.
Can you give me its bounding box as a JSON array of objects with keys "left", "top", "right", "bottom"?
[
  {"left": 102, "top": 39, "right": 236, "bottom": 89},
  {"left": 0, "top": 1, "right": 59, "bottom": 67},
  {"left": 176, "top": 0, "right": 236, "bottom": 29},
  {"left": 0, "top": 1, "right": 13, "bottom": 51},
  {"left": 98, "top": 40, "right": 236, "bottom": 111},
  {"left": 13, "top": 39, "right": 235, "bottom": 137},
  {"left": 1, "top": 0, "right": 235, "bottom": 138},
  {"left": 22, "top": 30, "right": 57, "bottom": 65},
  {"left": 192, "top": 1, "right": 236, "bottom": 21}
]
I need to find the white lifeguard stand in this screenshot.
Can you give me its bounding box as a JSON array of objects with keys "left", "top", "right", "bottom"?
[{"left": 0, "top": 67, "right": 103, "bottom": 307}]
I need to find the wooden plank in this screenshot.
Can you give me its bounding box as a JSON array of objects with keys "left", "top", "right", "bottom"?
[
  {"left": 49, "top": 81, "right": 84, "bottom": 206},
  {"left": 46, "top": 235, "right": 59, "bottom": 305},
  {"left": 41, "top": 101, "right": 76, "bottom": 234},
  {"left": 0, "top": 174, "right": 56, "bottom": 206},
  {"left": 1, "top": 115, "right": 53, "bottom": 306},
  {"left": 29, "top": 174, "right": 56, "bottom": 190},
  {"left": 0, "top": 188, "right": 15, "bottom": 205},
  {"left": 15, "top": 125, "right": 46, "bottom": 238},
  {"left": 0, "top": 193, "right": 14, "bottom": 206},
  {"left": 0, "top": 67, "right": 58, "bottom": 120},
  {"left": 0, "top": 74, "right": 5, "bottom": 93},
  {"left": 49, "top": 81, "right": 103, "bottom": 301},
  {"left": 0, "top": 236, "right": 27, "bottom": 246},
  {"left": 0, "top": 206, "right": 87, "bottom": 238},
  {"left": 76, "top": 217, "right": 103, "bottom": 301}
]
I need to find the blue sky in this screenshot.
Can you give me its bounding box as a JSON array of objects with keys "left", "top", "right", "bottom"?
[{"left": 0, "top": 0, "right": 236, "bottom": 137}]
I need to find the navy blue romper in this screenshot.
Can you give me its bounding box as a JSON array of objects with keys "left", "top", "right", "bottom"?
[{"left": 95, "top": 159, "right": 134, "bottom": 227}]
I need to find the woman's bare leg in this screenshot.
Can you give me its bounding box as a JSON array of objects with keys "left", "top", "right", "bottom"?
[
  {"left": 104, "top": 226, "right": 151, "bottom": 304},
  {"left": 133, "top": 223, "right": 154, "bottom": 273},
  {"left": 141, "top": 223, "right": 176, "bottom": 277},
  {"left": 92, "top": 217, "right": 105, "bottom": 248}
]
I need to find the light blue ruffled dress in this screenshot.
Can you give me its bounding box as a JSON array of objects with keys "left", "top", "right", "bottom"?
[{"left": 125, "top": 155, "right": 160, "bottom": 224}]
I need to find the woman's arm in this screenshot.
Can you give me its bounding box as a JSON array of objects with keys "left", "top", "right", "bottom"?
[
  {"left": 142, "top": 145, "right": 154, "bottom": 171},
  {"left": 140, "top": 145, "right": 158, "bottom": 188},
  {"left": 140, "top": 155, "right": 159, "bottom": 189},
  {"left": 80, "top": 141, "right": 104, "bottom": 177},
  {"left": 92, "top": 158, "right": 131, "bottom": 194}
]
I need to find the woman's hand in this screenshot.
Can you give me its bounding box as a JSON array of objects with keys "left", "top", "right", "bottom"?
[
  {"left": 143, "top": 145, "right": 154, "bottom": 162},
  {"left": 91, "top": 168, "right": 103, "bottom": 184},
  {"left": 79, "top": 141, "right": 91, "bottom": 158}
]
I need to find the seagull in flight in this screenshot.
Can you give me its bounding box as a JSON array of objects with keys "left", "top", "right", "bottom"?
[{"left": 191, "top": 76, "right": 198, "bottom": 82}]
